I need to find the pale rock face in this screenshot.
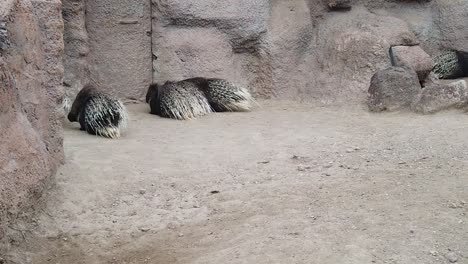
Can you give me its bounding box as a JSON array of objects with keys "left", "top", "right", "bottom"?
[
  {"left": 391, "top": 45, "right": 433, "bottom": 82},
  {"left": 62, "top": 0, "right": 445, "bottom": 104},
  {"left": 433, "top": 0, "right": 468, "bottom": 53},
  {"left": 367, "top": 66, "right": 421, "bottom": 112},
  {"left": 413, "top": 80, "right": 468, "bottom": 114},
  {"left": 0, "top": 0, "right": 64, "bottom": 244}
]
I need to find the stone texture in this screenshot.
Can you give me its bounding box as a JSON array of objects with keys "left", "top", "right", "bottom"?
[
  {"left": 433, "top": 0, "right": 468, "bottom": 53},
  {"left": 86, "top": 0, "right": 152, "bottom": 100},
  {"left": 60, "top": 0, "right": 468, "bottom": 105},
  {"left": 311, "top": 7, "right": 418, "bottom": 103},
  {"left": 412, "top": 80, "right": 468, "bottom": 114},
  {"left": 62, "top": 0, "right": 90, "bottom": 101},
  {"left": 367, "top": 66, "right": 421, "bottom": 111},
  {"left": 0, "top": 0, "right": 64, "bottom": 243},
  {"left": 391, "top": 45, "right": 433, "bottom": 82},
  {"left": 63, "top": 0, "right": 422, "bottom": 103}
]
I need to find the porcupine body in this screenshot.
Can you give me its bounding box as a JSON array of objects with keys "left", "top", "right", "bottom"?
[
  {"left": 432, "top": 50, "right": 468, "bottom": 79},
  {"left": 184, "top": 77, "right": 256, "bottom": 112},
  {"left": 147, "top": 80, "right": 212, "bottom": 120},
  {"left": 68, "top": 84, "right": 128, "bottom": 139}
]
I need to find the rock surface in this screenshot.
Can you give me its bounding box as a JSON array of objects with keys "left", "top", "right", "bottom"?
[
  {"left": 367, "top": 67, "right": 421, "bottom": 112},
  {"left": 63, "top": 0, "right": 468, "bottom": 104},
  {"left": 391, "top": 45, "right": 433, "bottom": 82},
  {"left": 62, "top": 0, "right": 90, "bottom": 101},
  {"left": 433, "top": 0, "right": 468, "bottom": 53},
  {"left": 59, "top": 0, "right": 468, "bottom": 104},
  {"left": 412, "top": 80, "right": 468, "bottom": 114},
  {"left": 86, "top": 0, "right": 152, "bottom": 100},
  {"left": 0, "top": 0, "right": 64, "bottom": 245}
]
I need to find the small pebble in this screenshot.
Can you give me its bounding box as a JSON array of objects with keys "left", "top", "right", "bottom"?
[
  {"left": 445, "top": 252, "right": 458, "bottom": 263},
  {"left": 139, "top": 189, "right": 147, "bottom": 195},
  {"left": 210, "top": 190, "right": 220, "bottom": 194},
  {"left": 291, "top": 155, "right": 308, "bottom": 160},
  {"left": 139, "top": 227, "right": 150, "bottom": 232},
  {"left": 178, "top": 233, "right": 184, "bottom": 237},
  {"left": 430, "top": 250, "right": 439, "bottom": 256}
]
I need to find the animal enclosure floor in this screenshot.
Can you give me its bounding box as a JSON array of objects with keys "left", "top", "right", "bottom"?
[{"left": 6, "top": 102, "right": 468, "bottom": 264}]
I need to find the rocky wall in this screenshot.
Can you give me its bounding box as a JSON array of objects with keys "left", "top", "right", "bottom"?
[
  {"left": 61, "top": 0, "right": 468, "bottom": 103},
  {"left": 0, "top": 0, "right": 64, "bottom": 244}
]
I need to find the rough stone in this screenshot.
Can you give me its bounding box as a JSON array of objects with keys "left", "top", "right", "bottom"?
[
  {"left": 367, "top": 66, "right": 421, "bottom": 112},
  {"left": 60, "top": 0, "right": 468, "bottom": 105},
  {"left": 62, "top": 0, "right": 90, "bottom": 102},
  {"left": 64, "top": 0, "right": 420, "bottom": 103},
  {"left": 412, "top": 80, "right": 468, "bottom": 114},
  {"left": 86, "top": 0, "right": 152, "bottom": 100},
  {"left": 270, "top": 5, "right": 418, "bottom": 103},
  {"left": 445, "top": 252, "right": 459, "bottom": 263},
  {"left": 433, "top": 0, "right": 468, "bottom": 53},
  {"left": 0, "top": 0, "right": 64, "bottom": 244},
  {"left": 391, "top": 45, "right": 433, "bottom": 82}
]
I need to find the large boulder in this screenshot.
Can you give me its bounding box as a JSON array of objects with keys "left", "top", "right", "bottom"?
[
  {"left": 276, "top": 6, "right": 418, "bottom": 103},
  {"left": 433, "top": 0, "right": 468, "bottom": 53},
  {"left": 412, "top": 80, "right": 468, "bottom": 114},
  {"left": 0, "top": 0, "right": 64, "bottom": 244},
  {"left": 367, "top": 66, "right": 421, "bottom": 111},
  {"left": 390, "top": 45, "right": 433, "bottom": 82}
]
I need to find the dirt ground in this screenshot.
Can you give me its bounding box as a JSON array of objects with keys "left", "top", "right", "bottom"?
[{"left": 4, "top": 101, "right": 468, "bottom": 264}]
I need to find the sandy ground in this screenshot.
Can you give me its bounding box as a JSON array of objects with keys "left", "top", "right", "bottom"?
[{"left": 4, "top": 101, "right": 468, "bottom": 264}]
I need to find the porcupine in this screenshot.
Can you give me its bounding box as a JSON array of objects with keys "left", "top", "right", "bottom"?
[
  {"left": 146, "top": 80, "right": 212, "bottom": 120},
  {"left": 67, "top": 84, "right": 128, "bottom": 139},
  {"left": 432, "top": 50, "right": 468, "bottom": 79},
  {"left": 184, "top": 77, "right": 257, "bottom": 112}
]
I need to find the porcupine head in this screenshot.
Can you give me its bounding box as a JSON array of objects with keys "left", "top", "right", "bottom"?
[
  {"left": 67, "top": 84, "right": 99, "bottom": 122},
  {"left": 146, "top": 83, "right": 159, "bottom": 104}
]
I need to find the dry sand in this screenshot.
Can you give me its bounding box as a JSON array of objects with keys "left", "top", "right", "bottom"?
[{"left": 5, "top": 101, "right": 468, "bottom": 264}]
